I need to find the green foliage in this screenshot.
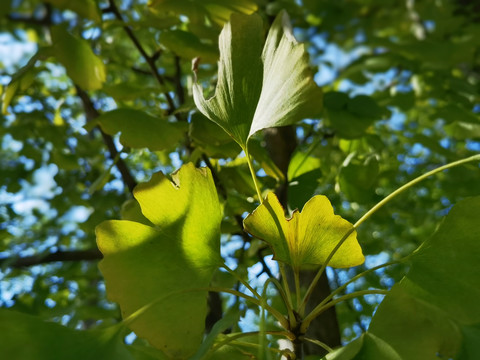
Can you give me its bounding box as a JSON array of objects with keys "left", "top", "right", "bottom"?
[{"left": 2, "top": 0, "right": 480, "bottom": 359}]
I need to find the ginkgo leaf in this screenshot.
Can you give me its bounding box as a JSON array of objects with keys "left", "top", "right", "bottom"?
[
  {"left": 369, "top": 196, "right": 480, "bottom": 360},
  {"left": 243, "top": 192, "right": 364, "bottom": 271},
  {"left": 96, "top": 163, "right": 222, "bottom": 359},
  {"left": 193, "top": 10, "right": 322, "bottom": 150},
  {"left": 0, "top": 310, "right": 133, "bottom": 360},
  {"left": 96, "top": 108, "right": 185, "bottom": 151},
  {"left": 51, "top": 26, "right": 106, "bottom": 91}
]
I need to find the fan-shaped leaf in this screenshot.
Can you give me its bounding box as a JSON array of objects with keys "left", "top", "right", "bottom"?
[
  {"left": 243, "top": 192, "right": 364, "bottom": 271},
  {"left": 96, "top": 164, "right": 222, "bottom": 358},
  {"left": 193, "top": 11, "right": 322, "bottom": 150}
]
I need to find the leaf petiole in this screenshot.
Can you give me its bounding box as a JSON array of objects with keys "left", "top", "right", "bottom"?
[
  {"left": 300, "top": 289, "right": 388, "bottom": 334},
  {"left": 245, "top": 148, "right": 264, "bottom": 203}
]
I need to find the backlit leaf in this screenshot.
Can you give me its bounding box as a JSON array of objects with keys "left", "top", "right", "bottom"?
[
  {"left": 96, "top": 164, "right": 222, "bottom": 358},
  {"left": 193, "top": 11, "right": 322, "bottom": 150},
  {"left": 243, "top": 192, "right": 364, "bottom": 271}
]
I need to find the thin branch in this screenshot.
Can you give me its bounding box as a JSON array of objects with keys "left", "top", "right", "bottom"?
[
  {"left": 106, "top": 0, "right": 180, "bottom": 119},
  {"left": 0, "top": 249, "right": 102, "bottom": 268},
  {"left": 173, "top": 55, "right": 185, "bottom": 105},
  {"left": 76, "top": 86, "right": 137, "bottom": 192}
]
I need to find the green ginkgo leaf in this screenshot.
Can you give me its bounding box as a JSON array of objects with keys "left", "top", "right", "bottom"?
[
  {"left": 0, "top": 310, "right": 133, "bottom": 360},
  {"left": 243, "top": 192, "right": 364, "bottom": 271},
  {"left": 96, "top": 163, "right": 222, "bottom": 359},
  {"left": 369, "top": 196, "right": 480, "bottom": 360},
  {"left": 193, "top": 10, "right": 322, "bottom": 150},
  {"left": 51, "top": 26, "right": 106, "bottom": 91}
]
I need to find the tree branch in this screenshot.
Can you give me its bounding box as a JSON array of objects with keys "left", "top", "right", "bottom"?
[
  {"left": 105, "top": 0, "right": 181, "bottom": 120},
  {"left": 76, "top": 86, "right": 137, "bottom": 193},
  {"left": 0, "top": 249, "right": 102, "bottom": 268}
]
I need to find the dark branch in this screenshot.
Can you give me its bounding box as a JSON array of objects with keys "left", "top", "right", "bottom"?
[
  {"left": 76, "top": 86, "right": 137, "bottom": 193},
  {"left": 1, "top": 249, "right": 102, "bottom": 268},
  {"left": 106, "top": 0, "right": 181, "bottom": 120}
]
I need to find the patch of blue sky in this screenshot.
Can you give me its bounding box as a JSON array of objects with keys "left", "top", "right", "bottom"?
[
  {"left": 466, "top": 140, "right": 480, "bottom": 152},
  {"left": 0, "top": 32, "right": 37, "bottom": 69}
]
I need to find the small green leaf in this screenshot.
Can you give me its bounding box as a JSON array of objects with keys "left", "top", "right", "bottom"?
[
  {"left": 51, "top": 26, "right": 106, "bottom": 90},
  {"left": 159, "top": 29, "right": 218, "bottom": 63},
  {"left": 369, "top": 196, "right": 480, "bottom": 359},
  {"left": 0, "top": 310, "right": 133, "bottom": 360},
  {"left": 324, "top": 332, "right": 402, "bottom": 360},
  {"left": 193, "top": 11, "right": 322, "bottom": 150},
  {"left": 189, "top": 112, "right": 241, "bottom": 159},
  {"left": 243, "top": 192, "right": 364, "bottom": 271},
  {"left": 97, "top": 108, "right": 185, "bottom": 151},
  {"left": 96, "top": 164, "right": 222, "bottom": 358}
]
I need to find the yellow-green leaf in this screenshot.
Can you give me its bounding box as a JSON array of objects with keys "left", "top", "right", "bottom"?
[
  {"left": 51, "top": 26, "right": 106, "bottom": 91},
  {"left": 243, "top": 192, "right": 364, "bottom": 271},
  {"left": 96, "top": 164, "right": 222, "bottom": 358}
]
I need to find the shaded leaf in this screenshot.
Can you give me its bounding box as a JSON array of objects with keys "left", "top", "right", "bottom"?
[
  {"left": 324, "top": 92, "right": 384, "bottom": 139},
  {"left": 243, "top": 192, "right": 364, "bottom": 271},
  {"left": 51, "top": 26, "right": 106, "bottom": 90},
  {"left": 44, "top": 0, "right": 101, "bottom": 22},
  {"left": 159, "top": 30, "right": 218, "bottom": 63},
  {"left": 97, "top": 108, "right": 185, "bottom": 151},
  {"left": 97, "top": 164, "right": 222, "bottom": 358},
  {"left": 287, "top": 151, "right": 322, "bottom": 210},
  {"left": 0, "top": 309, "right": 133, "bottom": 360},
  {"left": 324, "top": 332, "right": 402, "bottom": 360},
  {"left": 369, "top": 196, "right": 480, "bottom": 359},
  {"left": 193, "top": 11, "right": 322, "bottom": 149}
]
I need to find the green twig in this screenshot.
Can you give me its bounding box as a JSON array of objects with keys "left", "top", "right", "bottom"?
[
  {"left": 245, "top": 149, "right": 264, "bottom": 203},
  {"left": 122, "top": 285, "right": 289, "bottom": 330},
  {"left": 300, "top": 154, "right": 480, "bottom": 314},
  {"left": 222, "top": 263, "right": 262, "bottom": 299},
  {"left": 263, "top": 277, "right": 296, "bottom": 331},
  {"left": 300, "top": 289, "right": 388, "bottom": 334},
  {"left": 300, "top": 337, "right": 334, "bottom": 353},
  {"left": 353, "top": 154, "right": 480, "bottom": 228}
]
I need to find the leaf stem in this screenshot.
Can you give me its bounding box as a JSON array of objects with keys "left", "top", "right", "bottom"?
[
  {"left": 354, "top": 154, "right": 480, "bottom": 228},
  {"left": 299, "top": 228, "right": 354, "bottom": 314},
  {"left": 206, "top": 331, "right": 288, "bottom": 358},
  {"left": 222, "top": 263, "right": 262, "bottom": 299},
  {"left": 263, "top": 277, "right": 296, "bottom": 331},
  {"left": 323, "top": 255, "right": 410, "bottom": 308},
  {"left": 300, "top": 289, "right": 388, "bottom": 333},
  {"left": 245, "top": 148, "right": 264, "bottom": 203},
  {"left": 300, "top": 154, "right": 480, "bottom": 313},
  {"left": 300, "top": 337, "right": 333, "bottom": 353},
  {"left": 294, "top": 268, "right": 302, "bottom": 311},
  {"left": 278, "top": 263, "right": 295, "bottom": 328},
  {"left": 122, "top": 285, "right": 289, "bottom": 330}
]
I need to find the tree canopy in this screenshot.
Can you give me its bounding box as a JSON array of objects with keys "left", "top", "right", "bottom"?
[{"left": 1, "top": 0, "right": 480, "bottom": 359}]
